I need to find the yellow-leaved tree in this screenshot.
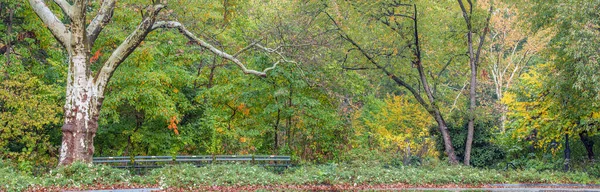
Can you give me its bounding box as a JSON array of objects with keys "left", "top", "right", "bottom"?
[{"left": 355, "top": 95, "right": 436, "bottom": 159}]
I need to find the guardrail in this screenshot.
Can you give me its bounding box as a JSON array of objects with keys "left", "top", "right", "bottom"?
[{"left": 92, "top": 155, "right": 291, "bottom": 174}]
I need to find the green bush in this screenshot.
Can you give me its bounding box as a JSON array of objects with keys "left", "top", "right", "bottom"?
[
  {"left": 40, "top": 162, "right": 135, "bottom": 187},
  {"left": 0, "top": 161, "right": 598, "bottom": 191},
  {"left": 432, "top": 114, "right": 505, "bottom": 167},
  {"left": 0, "top": 159, "right": 37, "bottom": 192}
]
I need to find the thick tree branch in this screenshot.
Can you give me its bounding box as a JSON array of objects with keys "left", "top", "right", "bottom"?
[
  {"left": 52, "top": 0, "right": 73, "bottom": 18},
  {"left": 152, "top": 21, "right": 280, "bottom": 77},
  {"left": 28, "top": 0, "right": 71, "bottom": 48},
  {"left": 457, "top": 0, "right": 471, "bottom": 30},
  {"left": 325, "top": 11, "right": 431, "bottom": 111},
  {"left": 87, "top": 0, "right": 116, "bottom": 47},
  {"left": 474, "top": 4, "right": 493, "bottom": 67},
  {"left": 94, "top": 4, "right": 165, "bottom": 93}
]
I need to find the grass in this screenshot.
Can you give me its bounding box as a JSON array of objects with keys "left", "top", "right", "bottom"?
[{"left": 0, "top": 160, "right": 598, "bottom": 191}]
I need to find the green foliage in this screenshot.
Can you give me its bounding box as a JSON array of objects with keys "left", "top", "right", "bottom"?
[
  {"left": 0, "top": 1, "right": 65, "bottom": 167},
  {"left": 433, "top": 114, "right": 505, "bottom": 167},
  {"left": 3, "top": 162, "right": 600, "bottom": 191},
  {"left": 40, "top": 162, "right": 134, "bottom": 187},
  {"left": 4, "top": 0, "right": 598, "bottom": 179},
  {"left": 0, "top": 159, "right": 37, "bottom": 192}
]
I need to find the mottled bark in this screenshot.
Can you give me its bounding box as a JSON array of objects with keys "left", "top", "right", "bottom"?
[{"left": 60, "top": 53, "right": 101, "bottom": 165}]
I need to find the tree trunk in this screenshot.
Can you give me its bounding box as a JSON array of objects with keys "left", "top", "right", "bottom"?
[
  {"left": 464, "top": 58, "right": 477, "bottom": 166},
  {"left": 274, "top": 108, "right": 281, "bottom": 151},
  {"left": 458, "top": 1, "right": 492, "bottom": 166},
  {"left": 433, "top": 110, "right": 459, "bottom": 164},
  {"left": 499, "top": 104, "right": 507, "bottom": 132},
  {"left": 579, "top": 131, "right": 595, "bottom": 161},
  {"left": 59, "top": 53, "right": 102, "bottom": 166},
  {"left": 564, "top": 133, "right": 571, "bottom": 171},
  {"left": 3, "top": 7, "right": 13, "bottom": 75}
]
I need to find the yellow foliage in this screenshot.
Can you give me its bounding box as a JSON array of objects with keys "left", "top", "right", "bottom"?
[{"left": 359, "top": 95, "right": 435, "bottom": 157}]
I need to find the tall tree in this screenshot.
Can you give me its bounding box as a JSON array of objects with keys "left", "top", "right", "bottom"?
[
  {"left": 484, "top": 1, "right": 553, "bottom": 132},
  {"left": 457, "top": 0, "right": 492, "bottom": 166},
  {"left": 29, "top": 0, "right": 281, "bottom": 165},
  {"left": 328, "top": 1, "right": 460, "bottom": 164}
]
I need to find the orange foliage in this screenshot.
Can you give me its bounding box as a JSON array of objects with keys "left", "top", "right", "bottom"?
[
  {"left": 89, "top": 48, "right": 102, "bottom": 63},
  {"left": 168, "top": 116, "right": 179, "bottom": 135}
]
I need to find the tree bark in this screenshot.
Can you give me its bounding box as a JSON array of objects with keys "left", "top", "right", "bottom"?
[
  {"left": 564, "top": 133, "right": 571, "bottom": 171},
  {"left": 459, "top": 0, "right": 492, "bottom": 166},
  {"left": 59, "top": 54, "right": 101, "bottom": 165},
  {"left": 579, "top": 131, "right": 595, "bottom": 161}
]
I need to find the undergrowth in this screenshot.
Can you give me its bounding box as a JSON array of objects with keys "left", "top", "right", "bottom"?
[{"left": 0, "top": 160, "right": 597, "bottom": 191}]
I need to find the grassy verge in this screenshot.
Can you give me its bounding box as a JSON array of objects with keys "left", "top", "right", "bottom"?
[{"left": 1, "top": 161, "right": 597, "bottom": 191}]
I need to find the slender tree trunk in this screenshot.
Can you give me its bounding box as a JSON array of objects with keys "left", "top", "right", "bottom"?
[
  {"left": 433, "top": 110, "right": 458, "bottom": 163},
  {"left": 564, "top": 133, "right": 571, "bottom": 171},
  {"left": 458, "top": 1, "right": 492, "bottom": 166},
  {"left": 274, "top": 107, "right": 281, "bottom": 151},
  {"left": 579, "top": 131, "right": 595, "bottom": 161},
  {"left": 4, "top": 8, "right": 12, "bottom": 71},
  {"left": 500, "top": 104, "right": 507, "bottom": 132},
  {"left": 465, "top": 58, "right": 477, "bottom": 166}
]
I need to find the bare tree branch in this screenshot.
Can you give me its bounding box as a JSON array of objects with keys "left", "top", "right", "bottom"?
[
  {"left": 474, "top": 4, "right": 493, "bottom": 68},
  {"left": 52, "top": 0, "right": 73, "bottom": 18},
  {"left": 325, "top": 11, "right": 431, "bottom": 111},
  {"left": 457, "top": 0, "right": 471, "bottom": 30},
  {"left": 87, "top": 0, "right": 116, "bottom": 47},
  {"left": 152, "top": 21, "right": 282, "bottom": 77},
  {"left": 28, "top": 0, "right": 71, "bottom": 48},
  {"left": 94, "top": 4, "right": 165, "bottom": 93},
  {"left": 233, "top": 41, "right": 260, "bottom": 57}
]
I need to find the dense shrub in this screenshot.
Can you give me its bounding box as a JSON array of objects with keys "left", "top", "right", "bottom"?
[
  {"left": 432, "top": 114, "right": 506, "bottom": 167},
  {"left": 0, "top": 161, "right": 598, "bottom": 191}
]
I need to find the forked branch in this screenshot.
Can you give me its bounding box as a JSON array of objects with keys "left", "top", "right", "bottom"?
[
  {"left": 52, "top": 0, "right": 73, "bottom": 18},
  {"left": 29, "top": 0, "right": 71, "bottom": 48},
  {"left": 151, "top": 21, "right": 283, "bottom": 77},
  {"left": 94, "top": 4, "right": 165, "bottom": 93},
  {"left": 87, "top": 0, "right": 117, "bottom": 47}
]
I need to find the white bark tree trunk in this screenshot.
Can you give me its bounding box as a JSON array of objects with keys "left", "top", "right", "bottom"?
[{"left": 60, "top": 54, "right": 101, "bottom": 164}]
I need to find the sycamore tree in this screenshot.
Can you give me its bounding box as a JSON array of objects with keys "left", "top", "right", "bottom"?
[{"left": 28, "top": 0, "right": 284, "bottom": 165}]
